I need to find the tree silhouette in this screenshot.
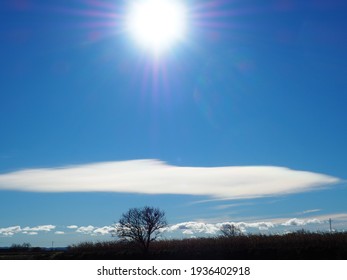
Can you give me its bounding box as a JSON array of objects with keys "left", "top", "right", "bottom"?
[
  {"left": 115, "top": 206, "right": 167, "bottom": 253},
  {"left": 220, "top": 224, "right": 242, "bottom": 237}
]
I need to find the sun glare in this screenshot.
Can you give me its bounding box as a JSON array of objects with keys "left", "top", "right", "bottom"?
[{"left": 126, "top": 0, "right": 187, "bottom": 54}]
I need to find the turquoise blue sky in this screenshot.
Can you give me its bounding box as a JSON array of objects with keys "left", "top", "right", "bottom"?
[{"left": 0, "top": 0, "right": 346, "bottom": 247}]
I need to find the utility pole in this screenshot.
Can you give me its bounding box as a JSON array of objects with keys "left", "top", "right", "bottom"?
[{"left": 52, "top": 241, "right": 54, "bottom": 251}]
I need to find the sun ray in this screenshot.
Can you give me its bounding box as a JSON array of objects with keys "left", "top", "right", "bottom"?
[{"left": 35, "top": 0, "right": 259, "bottom": 100}]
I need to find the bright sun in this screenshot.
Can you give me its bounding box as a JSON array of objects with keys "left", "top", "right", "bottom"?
[{"left": 126, "top": 0, "right": 187, "bottom": 53}]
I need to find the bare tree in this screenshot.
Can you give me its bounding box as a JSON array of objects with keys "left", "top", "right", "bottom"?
[
  {"left": 115, "top": 206, "right": 167, "bottom": 253},
  {"left": 10, "top": 243, "right": 31, "bottom": 252},
  {"left": 220, "top": 224, "right": 242, "bottom": 237}
]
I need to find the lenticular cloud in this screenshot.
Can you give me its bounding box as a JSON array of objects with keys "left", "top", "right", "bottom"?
[{"left": 0, "top": 159, "right": 340, "bottom": 199}]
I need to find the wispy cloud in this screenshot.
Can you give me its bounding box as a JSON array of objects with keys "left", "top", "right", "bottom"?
[
  {"left": 213, "top": 202, "right": 254, "bottom": 210},
  {"left": 301, "top": 209, "right": 321, "bottom": 215},
  {"left": 0, "top": 160, "right": 340, "bottom": 199}
]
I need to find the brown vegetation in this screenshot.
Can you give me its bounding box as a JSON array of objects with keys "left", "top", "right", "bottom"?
[
  {"left": 1, "top": 232, "right": 346, "bottom": 260},
  {"left": 64, "top": 231, "right": 347, "bottom": 260}
]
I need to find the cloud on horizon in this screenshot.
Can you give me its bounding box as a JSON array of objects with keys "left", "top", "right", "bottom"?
[
  {"left": 281, "top": 218, "right": 323, "bottom": 227},
  {"left": 0, "top": 225, "right": 56, "bottom": 237},
  {"left": 67, "top": 225, "right": 78, "bottom": 229},
  {"left": 0, "top": 159, "right": 340, "bottom": 199},
  {"left": 1, "top": 215, "right": 346, "bottom": 238}
]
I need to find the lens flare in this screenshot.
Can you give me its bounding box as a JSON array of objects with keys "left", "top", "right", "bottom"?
[{"left": 126, "top": 0, "right": 187, "bottom": 54}]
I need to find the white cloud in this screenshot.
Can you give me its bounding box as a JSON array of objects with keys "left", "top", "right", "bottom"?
[
  {"left": 306, "top": 218, "right": 323, "bottom": 224},
  {"left": 93, "top": 226, "right": 115, "bottom": 235},
  {"left": 67, "top": 225, "right": 78, "bottom": 229},
  {"left": 76, "top": 225, "right": 95, "bottom": 234},
  {"left": 165, "top": 221, "right": 277, "bottom": 235},
  {"left": 0, "top": 160, "right": 339, "bottom": 199},
  {"left": 22, "top": 231, "right": 38, "bottom": 235},
  {"left": 74, "top": 225, "right": 116, "bottom": 236},
  {"left": 166, "top": 222, "right": 220, "bottom": 235},
  {"left": 282, "top": 218, "right": 323, "bottom": 227},
  {"left": 0, "top": 225, "right": 56, "bottom": 237},
  {"left": 2, "top": 214, "right": 346, "bottom": 239},
  {"left": 282, "top": 218, "right": 305, "bottom": 226},
  {"left": 302, "top": 209, "right": 321, "bottom": 214},
  {"left": 22, "top": 225, "right": 56, "bottom": 232},
  {"left": 214, "top": 221, "right": 275, "bottom": 232},
  {"left": 313, "top": 213, "right": 347, "bottom": 221},
  {"left": 237, "top": 221, "right": 275, "bottom": 230},
  {"left": 0, "top": 226, "right": 21, "bottom": 236},
  {"left": 214, "top": 202, "right": 254, "bottom": 210}
]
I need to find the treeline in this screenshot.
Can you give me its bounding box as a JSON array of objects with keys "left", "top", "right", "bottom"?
[
  {"left": 1, "top": 232, "right": 346, "bottom": 259},
  {"left": 1, "top": 243, "right": 43, "bottom": 252},
  {"left": 63, "top": 231, "right": 347, "bottom": 260}
]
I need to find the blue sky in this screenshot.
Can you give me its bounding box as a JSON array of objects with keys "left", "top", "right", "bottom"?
[{"left": 0, "top": 0, "right": 346, "bottom": 247}]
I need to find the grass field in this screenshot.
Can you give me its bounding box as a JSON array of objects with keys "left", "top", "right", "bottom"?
[{"left": 1, "top": 231, "right": 346, "bottom": 260}]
